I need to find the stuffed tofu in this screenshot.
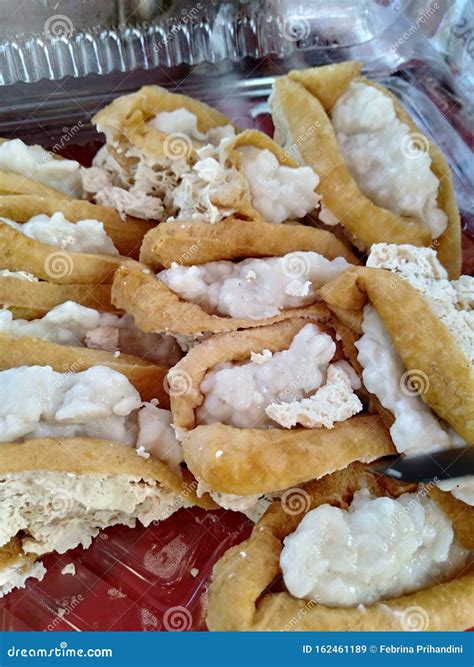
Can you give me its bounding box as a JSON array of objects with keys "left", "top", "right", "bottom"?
[{"left": 270, "top": 61, "right": 461, "bottom": 277}]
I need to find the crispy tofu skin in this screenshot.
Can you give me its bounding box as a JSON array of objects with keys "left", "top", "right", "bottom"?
[
  {"left": 271, "top": 62, "right": 461, "bottom": 277},
  {"left": 207, "top": 464, "right": 474, "bottom": 631}
]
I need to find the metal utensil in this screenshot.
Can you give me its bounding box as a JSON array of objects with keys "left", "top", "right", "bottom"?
[{"left": 368, "top": 446, "right": 474, "bottom": 483}]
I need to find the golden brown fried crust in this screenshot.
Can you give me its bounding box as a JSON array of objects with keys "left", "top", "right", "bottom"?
[
  {"left": 92, "top": 84, "right": 235, "bottom": 166},
  {"left": 0, "top": 438, "right": 214, "bottom": 509},
  {"left": 0, "top": 220, "right": 125, "bottom": 284},
  {"left": 139, "top": 218, "right": 357, "bottom": 269},
  {"left": 272, "top": 62, "right": 461, "bottom": 277},
  {"left": 272, "top": 78, "right": 431, "bottom": 246},
  {"left": 0, "top": 536, "right": 39, "bottom": 574},
  {"left": 206, "top": 463, "right": 474, "bottom": 631},
  {"left": 427, "top": 486, "right": 474, "bottom": 550},
  {"left": 320, "top": 267, "right": 474, "bottom": 442},
  {"left": 0, "top": 333, "right": 171, "bottom": 407},
  {"left": 171, "top": 317, "right": 394, "bottom": 495},
  {"left": 0, "top": 276, "right": 117, "bottom": 319},
  {"left": 0, "top": 195, "right": 154, "bottom": 259},
  {"left": 288, "top": 61, "right": 362, "bottom": 110},
  {"left": 112, "top": 260, "right": 330, "bottom": 336},
  {"left": 0, "top": 170, "right": 71, "bottom": 199},
  {"left": 183, "top": 419, "right": 395, "bottom": 495}
]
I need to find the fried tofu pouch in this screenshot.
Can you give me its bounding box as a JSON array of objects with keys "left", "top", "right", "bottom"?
[
  {"left": 92, "top": 84, "right": 234, "bottom": 170},
  {"left": 0, "top": 195, "right": 151, "bottom": 283},
  {"left": 0, "top": 195, "right": 153, "bottom": 258},
  {"left": 0, "top": 218, "right": 121, "bottom": 284},
  {"left": 0, "top": 137, "right": 78, "bottom": 199},
  {"left": 91, "top": 85, "right": 323, "bottom": 224},
  {"left": 270, "top": 61, "right": 461, "bottom": 277},
  {"left": 113, "top": 218, "right": 356, "bottom": 337},
  {"left": 206, "top": 463, "right": 474, "bottom": 631},
  {"left": 171, "top": 316, "right": 394, "bottom": 496},
  {"left": 0, "top": 170, "right": 71, "bottom": 199},
  {"left": 0, "top": 275, "right": 116, "bottom": 319},
  {"left": 0, "top": 438, "right": 215, "bottom": 576},
  {"left": 0, "top": 332, "right": 170, "bottom": 406},
  {"left": 319, "top": 266, "right": 473, "bottom": 443}
]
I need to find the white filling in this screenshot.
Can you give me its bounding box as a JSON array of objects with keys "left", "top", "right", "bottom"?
[
  {"left": 2, "top": 212, "right": 119, "bottom": 256},
  {"left": 158, "top": 252, "right": 350, "bottom": 320},
  {"left": 280, "top": 489, "right": 469, "bottom": 607},
  {"left": 199, "top": 324, "right": 360, "bottom": 429},
  {"left": 172, "top": 139, "right": 320, "bottom": 225},
  {"left": 0, "top": 365, "right": 142, "bottom": 446},
  {"left": 0, "top": 471, "right": 189, "bottom": 555},
  {"left": 436, "top": 477, "right": 474, "bottom": 506},
  {"left": 0, "top": 269, "right": 39, "bottom": 282},
  {"left": 87, "top": 108, "right": 320, "bottom": 225},
  {"left": 148, "top": 108, "right": 233, "bottom": 147},
  {"left": 367, "top": 243, "right": 474, "bottom": 363},
  {"left": 137, "top": 402, "right": 184, "bottom": 472},
  {"left": 331, "top": 82, "right": 447, "bottom": 238},
  {"left": 266, "top": 363, "right": 362, "bottom": 428},
  {"left": 356, "top": 307, "right": 464, "bottom": 455},
  {"left": 237, "top": 146, "right": 320, "bottom": 224},
  {"left": 171, "top": 136, "right": 247, "bottom": 225},
  {"left": 0, "top": 365, "right": 184, "bottom": 469},
  {"left": 0, "top": 301, "right": 181, "bottom": 364},
  {"left": 0, "top": 558, "right": 46, "bottom": 598},
  {"left": 0, "top": 138, "right": 82, "bottom": 197},
  {"left": 196, "top": 480, "right": 277, "bottom": 522}
]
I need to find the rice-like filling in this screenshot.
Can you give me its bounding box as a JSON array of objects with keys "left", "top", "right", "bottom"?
[
  {"left": 137, "top": 402, "right": 183, "bottom": 472},
  {"left": 0, "top": 138, "right": 82, "bottom": 197},
  {"left": 158, "top": 252, "right": 350, "bottom": 320},
  {"left": 356, "top": 306, "right": 464, "bottom": 455},
  {"left": 0, "top": 365, "right": 141, "bottom": 445},
  {"left": 331, "top": 82, "right": 447, "bottom": 238},
  {"left": 147, "top": 108, "right": 233, "bottom": 147},
  {"left": 0, "top": 269, "right": 39, "bottom": 282},
  {"left": 237, "top": 146, "right": 320, "bottom": 224},
  {"left": 280, "top": 489, "right": 469, "bottom": 607},
  {"left": 0, "top": 366, "right": 183, "bottom": 468},
  {"left": 367, "top": 243, "right": 474, "bottom": 363},
  {"left": 2, "top": 212, "right": 119, "bottom": 256},
  {"left": 198, "top": 324, "right": 361, "bottom": 429},
  {"left": 172, "top": 139, "right": 320, "bottom": 225},
  {"left": 0, "top": 300, "right": 181, "bottom": 365}
]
